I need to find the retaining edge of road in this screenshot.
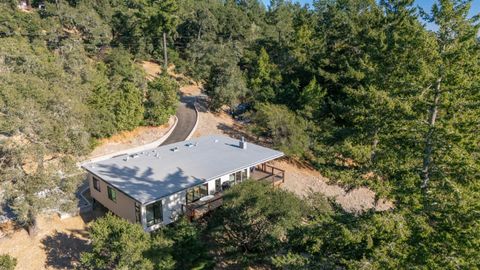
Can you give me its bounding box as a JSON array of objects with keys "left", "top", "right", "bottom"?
[
  {"left": 80, "top": 115, "right": 179, "bottom": 165},
  {"left": 185, "top": 100, "right": 200, "bottom": 141}
]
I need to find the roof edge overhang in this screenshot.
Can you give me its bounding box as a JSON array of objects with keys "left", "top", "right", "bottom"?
[{"left": 141, "top": 151, "right": 284, "bottom": 205}]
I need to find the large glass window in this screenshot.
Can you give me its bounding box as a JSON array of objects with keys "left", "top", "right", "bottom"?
[
  {"left": 107, "top": 186, "right": 116, "bottom": 202},
  {"left": 93, "top": 176, "right": 101, "bottom": 192},
  {"left": 146, "top": 200, "right": 162, "bottom": 227},
  {"left": 186, "top": 183, "right": 208, "bottom": 203},
  {"left": 235, "top": 171, "right": 242, "bottom": 183},
  {"left": 241, "top": 169, "right": 248, "bottom": 181}
]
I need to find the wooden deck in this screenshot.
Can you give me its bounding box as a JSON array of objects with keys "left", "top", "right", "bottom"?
[
  {"left": 252, "top": 163, "right": 285, "bottom": 187},
  {"left": 184, "top": 163, "right": 285, "bottom": 220},
  {"left": 184, "top": 193, "right": 223, "bottom": 220}
]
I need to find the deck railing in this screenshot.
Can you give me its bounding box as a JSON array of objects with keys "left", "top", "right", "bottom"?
[
  {"left": 254, "top": 163, "right": 285, "bottom": 187},
  {"left": 184, "top": 163, "right": 286, "bottom": 220},
  {"left": 184, "top": 193, "right": 223, "bottom": 220}
]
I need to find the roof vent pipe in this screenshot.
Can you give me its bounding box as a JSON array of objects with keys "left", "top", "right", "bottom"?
[{"left": 240, "top": 137, "right": 247, "bottom": 150}]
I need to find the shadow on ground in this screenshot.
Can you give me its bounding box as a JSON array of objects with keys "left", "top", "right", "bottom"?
[
  {"left": 216, "top": 123, "right": 260, "bottom": 144},
  {"left": 42, "top": 231, "right": 90, "bottom": 269}
]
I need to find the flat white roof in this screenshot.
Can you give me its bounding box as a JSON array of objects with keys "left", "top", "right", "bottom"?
[{"left": 82, "top": 135, "right": 283, "bottom": 204}]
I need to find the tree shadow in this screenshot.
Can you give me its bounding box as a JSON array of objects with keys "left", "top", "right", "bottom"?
[
  {"left": 216, "top": 123, "right": 262, "bottom": 145},
  {"left": 41, "top": 231, "right": 90, "bottom": 269}
]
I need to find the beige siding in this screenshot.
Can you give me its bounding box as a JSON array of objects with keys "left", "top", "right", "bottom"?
[
  {"left": 89, "top": 165, "right": 255, "bottom": 231},
  {"left": 88, "top": 173, "right": 137, "bottom": 223}
]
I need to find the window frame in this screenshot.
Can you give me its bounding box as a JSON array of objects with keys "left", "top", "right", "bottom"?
[
  {"left": 186, "top": 183, "right": 208, "bottom": 204},
  {"left": 146, "top": 200, "right": 162, "bottom": 227},
  {"left": 92, "top": 176, "right": 101, "bottom": 192},
  {"left": 135, "top": 202, "right": 141, "bottom": 224},
  {"left": 107, "top": 186, "right": 117, "bottom": 202},
  {"left": 215, "top": 178, "right": 221, "bottom": 193}
]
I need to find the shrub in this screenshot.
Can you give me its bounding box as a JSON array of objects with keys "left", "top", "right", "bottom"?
[{"left": 0, "top": 254, "right": 17, "bottom": 270}]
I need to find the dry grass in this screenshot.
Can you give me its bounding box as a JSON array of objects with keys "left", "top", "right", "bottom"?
[
  {"left": 89, "top": 117, "right": 174, "bottom": 159},
  {"left": 0, "top": 214, "right": 92, "bottom": 270}
]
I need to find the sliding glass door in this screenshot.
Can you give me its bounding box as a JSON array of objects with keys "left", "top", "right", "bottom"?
[{"left": 186, "top": 183, "right": 208, "bottom": 203}]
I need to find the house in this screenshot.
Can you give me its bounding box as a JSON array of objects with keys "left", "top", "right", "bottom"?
[{"left": 81, "top": 135, "right": 285, "bottom": 232}]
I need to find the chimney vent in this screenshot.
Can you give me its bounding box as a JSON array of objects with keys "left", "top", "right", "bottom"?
[{"left": 240, "top": 137, "right": 247, "bottom": 149}]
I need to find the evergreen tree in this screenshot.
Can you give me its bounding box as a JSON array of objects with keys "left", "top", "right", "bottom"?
[
  {"left": 408, "top": 0, "right": 480, "bottom": 267},
  {"left": 249, "top": 47, "right": 282, "bottom": 103},
  {"left": 144, "top": 75, "right": 179, "bottom": 126},
  {"left": 204, "top": 61, "right": 248, "bottom": 112},
  {"left": 114, "top": 81, "right": 145, "bottom": 132},
  {"left": 87, "top": 81, "right": 117, "bottom": 138},
  {"left": 212, "top": 180, "right": 303, "bottom": 255},
  {"left": 250, "top": 103, "right": 309, "bottom": 157},
  {"left": 80, "top": 213, "right": 154, "bottom": 270}
]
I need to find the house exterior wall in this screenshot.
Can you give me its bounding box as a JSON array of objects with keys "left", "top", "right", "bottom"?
[
  {"left": 89, "top": 165, "right": 256, "bottom": 231},
  {"left": 88, "top": 173, "right": 138, "bottom": 224},
  {"left": 144, "top": 165, "right": 255, "bottom": 230}
]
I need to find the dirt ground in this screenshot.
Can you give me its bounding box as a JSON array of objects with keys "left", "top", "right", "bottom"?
[
  {"left": 88, "top": 117, "right": 174, "bottom": 159},
  {"left": 0, "top": 214, "right": 93, "bottom": 270}
]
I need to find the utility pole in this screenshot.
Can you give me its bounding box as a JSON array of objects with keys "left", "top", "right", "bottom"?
[{"left": 163, "top": 32, "right": 168, "bottom": 70}]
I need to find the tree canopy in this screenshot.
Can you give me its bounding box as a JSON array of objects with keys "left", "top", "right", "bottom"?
[{"left": 1, "top": 0, "right": 479, "bottom": 268}]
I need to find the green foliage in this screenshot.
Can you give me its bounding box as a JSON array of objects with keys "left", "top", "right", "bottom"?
[
  {"left": 249, "top": 47, "right": 282, "bottom": 103},
  {"left": 1, "top": 0, "right": 479, "bottom": 268},
  {"left": 162, "top": 217, "right": 211, "bottom": 269},
  {"left": 0, "top": 254, "right": 17, "bottom": 270},
  {"left": 274, "top": 195, "right": 410, "bottom": 269},
  {"left": 80, "top": 213, "right": 154, "bottom": 270},
  {"left": 144, "top": 75, "right": 179, "bottom": 126},
  {"left": 109, "top": 0, "right": 178, "bottom": 59},
  {"left": 250, "top": 103, "right": 309, "bottom": 157},
  {"left": 114, "top": 81, "right": 145, "bottom": 131},
  {"left": 204, "top": 62, "right": 247, "bottom": 112},
  {"left": 104, "top": 47, "right": 147, "bottom": 88},
  {"left": 298, "top": 76, "right": 326, "bottom": 120},
  {"left": 87, "top": 80, "right": 117, "bottom": 138},
  {"left": 145, "top": 232, "right": 176, "bottom": 270},
  {"left": 212, "top": 180, "right": 303, "bottom": 255}
]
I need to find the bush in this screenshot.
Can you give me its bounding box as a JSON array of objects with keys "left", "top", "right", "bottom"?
[{"left": 0, "top": 254, "right": 17, "bottom": 270}]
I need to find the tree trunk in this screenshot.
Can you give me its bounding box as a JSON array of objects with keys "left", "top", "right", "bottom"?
[
  {"left": 370, "top": 128, "right": 380, "bottom": 163},
  {"left": 26, "top": 212, "right": 37, "bottom": 237},
  {"left": 197, "top": 24, "right": 202, "bottom": 41},
  {"left": 422, "top": 76, "right": 441, "bottom": 189},
  {"left": 163, "top": 32, "right": 168, "bottom": 70}
]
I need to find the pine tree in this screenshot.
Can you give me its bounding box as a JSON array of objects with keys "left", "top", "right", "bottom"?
[
  {"left": 114, "top": 81, "right": 145, "bottom": 132},
  {"left": 144, "top": 75, "right": 179, "bottom": 126},
  {"left": 410, "top": 0, "right": 480, "bottom": 267},
  {"left": 249, "top": 47, "right": 282, "bottom": 103}
]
